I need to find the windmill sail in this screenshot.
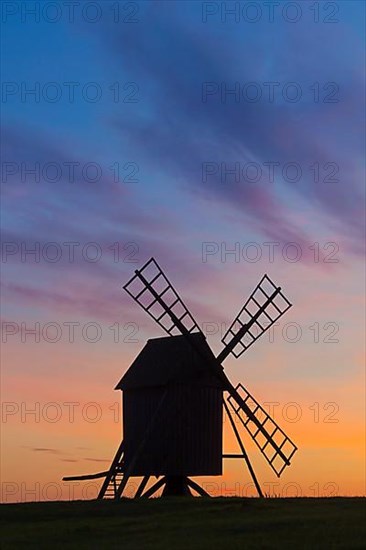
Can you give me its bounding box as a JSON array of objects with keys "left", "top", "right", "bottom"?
[
  {"left": 123, "top": 257, "right": 201, "bottom": 336},
  {"left": 227, "top": 384, "right": 297, "bottom": 477},
  {"left": 217, "top": 274, "right": 292, "bottom": 363}
]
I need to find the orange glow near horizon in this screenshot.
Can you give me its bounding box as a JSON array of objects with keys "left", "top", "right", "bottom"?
[
  {"left": 1, "top": 253, "right": 365, "bottom": 503},
  {"left": 2, "top": 321, "right": 365, "bottom": 502}
]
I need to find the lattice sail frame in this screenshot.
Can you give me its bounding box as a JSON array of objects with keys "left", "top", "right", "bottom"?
[
  {"left": 123, "top": 258, "right": 201, "bottom": 336},
  {"left": 228, "top": 384, "right": 297, "bottom": 477},
  {"left": 221, "top": 274, "right": 292, "bottom": 359}
]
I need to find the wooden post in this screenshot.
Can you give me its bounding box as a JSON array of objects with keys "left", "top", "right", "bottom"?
[{"left": 223, "top": 399, "right": 264, "bottom": 498}]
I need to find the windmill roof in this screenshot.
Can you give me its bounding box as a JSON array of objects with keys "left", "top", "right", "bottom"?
[{"left": 115, "top": 332, "right": 221, "bottom": 390}]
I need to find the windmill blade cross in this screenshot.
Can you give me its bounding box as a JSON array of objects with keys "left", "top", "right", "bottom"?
[
  {"left": 218, "top": 274, "right": 292, "bottom": 362},
  {"left": 123, "top": 257, "right": 201, "bottom": 337},
  {"left": 227, "top": 384, "right": 298, "bottom": 477},
  {"left": 223, "top": 381, "right": 293, "bottom": 467}
]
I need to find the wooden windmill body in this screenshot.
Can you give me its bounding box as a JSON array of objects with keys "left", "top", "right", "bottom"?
[
  {"left": 64, "top": 258, "right": 297, "bottom": 498},
  {"left": 117, "top": 334, "right": 222, "bottom": 495}
]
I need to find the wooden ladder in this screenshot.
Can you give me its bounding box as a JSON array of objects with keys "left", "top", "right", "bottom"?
[{"left": 97, "top": 440, "right": 125, "bottom": 499}]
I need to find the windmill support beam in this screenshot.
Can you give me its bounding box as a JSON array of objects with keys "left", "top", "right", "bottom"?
[
  {"left": 186, "top": 478, "right": 211, "bottom": 497},
  {"left": 223, "top": 399, "right": 264, "bottom": 498},
  {"left": 162, "top": 476, "right": 192, "bottom": 496},
  {"left": 139, "top": 476, "right": 208, "bottom": 498},
  {"left": 63, "top": 471, "right": 110, "bottom": 481},
  {"left": 135, "top": 476, "right": 150, "bottom": 498},
  {"left": 141, "top": 477, "right": 167, "bottom": 498},
  {"left": 222, "top": 454, "right": 247, "bottom": 459}
]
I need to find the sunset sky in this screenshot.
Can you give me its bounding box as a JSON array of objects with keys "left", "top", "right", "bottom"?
[{"left": 1, "top": 1, "right": 365, "bottom": 502}]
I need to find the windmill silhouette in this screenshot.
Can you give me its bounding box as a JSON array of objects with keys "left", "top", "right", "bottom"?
[{"left": 64, "top": 257, "right": 297, "bottom": 498}]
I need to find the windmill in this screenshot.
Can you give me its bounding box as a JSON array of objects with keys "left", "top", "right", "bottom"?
[{"left": 63, "top": 257, "right": 297, "bottom": 498}]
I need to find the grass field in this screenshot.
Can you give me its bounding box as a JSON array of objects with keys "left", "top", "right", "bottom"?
[{"left": 1, "top": 497, "right": 365, "bottom": 549}]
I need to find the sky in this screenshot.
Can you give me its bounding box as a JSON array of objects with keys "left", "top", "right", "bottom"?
[{"left": 1, "top": 0, "right": 365, "bottom": 502}]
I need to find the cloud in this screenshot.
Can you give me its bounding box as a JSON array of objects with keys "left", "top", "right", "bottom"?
[
  {"left": 97, "top": 3, "right": 365, "bottom": 258},
  {"left": 83, "top": 457, "right": 109, "bottom": 463},
  {"left": 1, "top": 124, "right": 208, "bottom": 319},
  {"left": 26, "top": 447, "right": 62, "bottom": 455},
  {"left": 1, "top": 4, "right": 364, "bottom": 331}
]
